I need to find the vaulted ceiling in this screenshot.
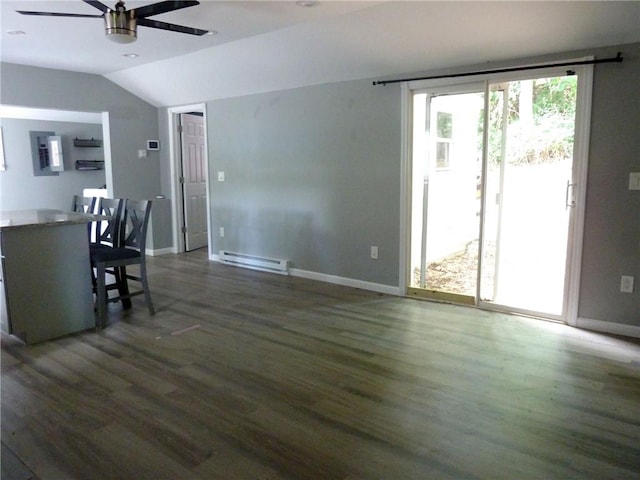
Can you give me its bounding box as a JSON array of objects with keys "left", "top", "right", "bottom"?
[{"left": 2, "top": 1, "right": 639, "bottom": 106}]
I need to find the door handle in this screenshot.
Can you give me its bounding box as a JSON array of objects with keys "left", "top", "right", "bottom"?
[{"left": 565, "top": 181, "right": 576, "bottom": 208}]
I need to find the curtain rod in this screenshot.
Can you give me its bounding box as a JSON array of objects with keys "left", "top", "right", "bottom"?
[{"left": 373, "top": 52, "right": 623, "bottom": 86}]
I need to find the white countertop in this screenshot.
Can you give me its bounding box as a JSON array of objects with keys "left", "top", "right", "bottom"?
[{"left": 0, "top": 209, "right": 104, "bottom": 230}]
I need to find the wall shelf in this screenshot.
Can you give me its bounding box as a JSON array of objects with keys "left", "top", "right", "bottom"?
[
  {"left": 75, "top": 160, "right": 104, "bottom": 171},
  {"left": 73, "top": 137, "right": 102, "bottom": 148}
]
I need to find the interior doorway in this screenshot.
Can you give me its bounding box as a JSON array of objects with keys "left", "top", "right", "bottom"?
[
  {"left": 179, "top": 112, "right": 208, "bottom": 251},
  {"left": 168, "top": 103, "right": 210, "bottom": 256},
  {"left": 408, "top": 68, "right": 589, "bottom": 323}
]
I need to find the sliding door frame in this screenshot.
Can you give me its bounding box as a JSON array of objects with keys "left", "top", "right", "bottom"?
[{"left": 399, "top": 59, "right": 594, "bottom": 325}]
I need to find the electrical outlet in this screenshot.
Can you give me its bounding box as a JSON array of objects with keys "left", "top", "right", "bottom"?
[
  {"left": 620, "top": 275, "right": 634, "bottom": 293},
  {"left": 219, "top": 227, "right": 225, "bottom": 238},
  {"left": 370, "top": 246, "right": 378, "bottom": 259}
]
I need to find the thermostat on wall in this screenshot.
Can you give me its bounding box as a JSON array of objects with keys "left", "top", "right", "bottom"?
[{"left": 147, "top": 140, "right": 160, "bottom": 151}]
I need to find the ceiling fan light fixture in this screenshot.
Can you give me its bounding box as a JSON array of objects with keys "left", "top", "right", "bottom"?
[
  {"left": 16, "top": 1, "right": 207, "bottom": 42},
  {"left": 104, "top": 10, "right": 137, "bottom": 43},
  {"left": 107, "top": 31, "right": 137, "bottom": 43}
]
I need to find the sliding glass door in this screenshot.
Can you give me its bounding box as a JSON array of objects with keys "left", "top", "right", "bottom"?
[
  {"left": 480, "top": 76, "right": 577, "bottom": 317},
  {"left": 408, "top": 71, "right": 582, "bottom": 321},
  {"left": 409, "top": 85, "right": 485, "bottom": 304}
]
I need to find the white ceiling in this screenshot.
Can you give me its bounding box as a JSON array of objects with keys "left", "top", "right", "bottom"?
[{"left": 2, "top": 1, "right": 639, "bottom": 106}]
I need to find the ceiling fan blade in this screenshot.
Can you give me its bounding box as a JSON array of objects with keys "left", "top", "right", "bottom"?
[
  {"left": 137, "top": 17, "right": 209, "bottom": 36},
  {"left": 82, "top": 0, "right": 111, "bottom": 14},
  {"left": 16, "top": 10, "right": 102, "bottom": 18},
  {"left": 134, "top": 1, "right": 199, "bottom": 19}
]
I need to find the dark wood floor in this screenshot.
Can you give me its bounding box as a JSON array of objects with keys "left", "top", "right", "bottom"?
[{"left": 2, "top": 249, "right": 639, "bottom": 480}]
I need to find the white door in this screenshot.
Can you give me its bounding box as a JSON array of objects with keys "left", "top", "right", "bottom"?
[{"left": 180, "top": 113, "right": 208, "bottom": 251}]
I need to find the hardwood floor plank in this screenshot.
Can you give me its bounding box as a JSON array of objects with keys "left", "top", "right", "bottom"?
[
  {"left": 193, "top": 443, "right": 289, "bottom": 480},
  {"left": 2, "top": 428, "right": 69, "bottom": 480},
  {"left": 87, "top": 423, "right": 206, "bottom": 480},
  {"left": 107, "top": 386, "right": 218, "bottom": 469},
  {"left": 62, "top": 340, "right": 179, "bottom": 396}
]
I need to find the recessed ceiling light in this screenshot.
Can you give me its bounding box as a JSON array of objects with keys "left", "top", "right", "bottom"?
[
  {"left": 122, "top": 53, "right": 139, "bottom": 58},
  {"left": 7, "top": 30, "right": 26, "bottom": 36},
  {"left": 296, "top": 1, "right": 317, "bottom": 7}
]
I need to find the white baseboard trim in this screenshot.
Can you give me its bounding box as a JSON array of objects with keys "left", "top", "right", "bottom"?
[
  {"left": 146, "top": 247, "right": 174, "bottom": 257},
  {"left": 576, "top": 317, "right": 640, "bottom": 338},
  {"left": 289, "top": 268, "right": 401, "bottom": 296},
  {"left": 211, "top": 253, "right": 400, "bottom": 295}
]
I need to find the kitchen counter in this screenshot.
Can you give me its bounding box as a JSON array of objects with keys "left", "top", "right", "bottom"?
[
  {"left": 0, "top": 209, "right": 100, "bottom": 344},
  {"left": 0, "top": 209, "right": 101, "bottom": 229}
]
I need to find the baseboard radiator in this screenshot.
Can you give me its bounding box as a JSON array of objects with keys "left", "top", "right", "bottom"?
[{"left": 219, "top": 251, "right": 289, "bottom": 275}]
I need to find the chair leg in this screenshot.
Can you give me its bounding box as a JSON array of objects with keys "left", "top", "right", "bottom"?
[
  {"left": 96, "top": 262, "right": 107, "bottom": 329},
  {"left": 140, "top": 261, "right": 155, "bottom": 315},
  {"left": 117, "top": 266, "right": 132, "bottom": 310}
]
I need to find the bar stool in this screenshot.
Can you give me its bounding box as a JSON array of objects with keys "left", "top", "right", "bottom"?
[
  {"left": 91, "top": 199, "right": 154, "bottom": 329},
  {"left": 71, "top": 195, "right": 97, "bottom": 241}
]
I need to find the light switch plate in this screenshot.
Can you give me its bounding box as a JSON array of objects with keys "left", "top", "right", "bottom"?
[
  {"left": 217, "top": 171, "right": 225, "bottom": 182},
  {"left": 629, "top": 172, "right": 640, "bottom": 190}
]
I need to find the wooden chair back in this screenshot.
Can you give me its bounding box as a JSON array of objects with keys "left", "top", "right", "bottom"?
[
  {"left": 95, "top": 197, "right": 124, "bottom": 247},
  {"left": 71, "top": 195, "right": 96, "bottom": 214},
  {"left": 121, "top": 199, "right": 152, "bottom": 253}
]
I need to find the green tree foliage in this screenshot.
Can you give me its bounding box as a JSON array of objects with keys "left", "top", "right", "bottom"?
[
  {"left": 533, "top": 76, "right": 577, "bottom": 118},
  {"left": 481, "top": 76, "right": 577, "bottom": 166}
]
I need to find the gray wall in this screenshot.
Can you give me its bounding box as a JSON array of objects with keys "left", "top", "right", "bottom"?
[
  {"left": 207, "top": 80, "right": 401, "bottom": 286},
  {"left": 579, "top": 44, "right": 639, "bottom": 324},
  {"left": 0, "top": 63, "right": 161, "bottom": 201},
  {"left": 0, "top": 118, "right": 105, "bottom": 211},
  {"left": 157, "top": 107, "right": 173, "bottom": 198},
  {"left": 203, "top": 43, "right": 638, "bottom": 325}
]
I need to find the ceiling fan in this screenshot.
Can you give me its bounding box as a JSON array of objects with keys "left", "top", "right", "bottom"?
[{"left": 17, "top": 0, "right": 210, "bottom": 44}]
